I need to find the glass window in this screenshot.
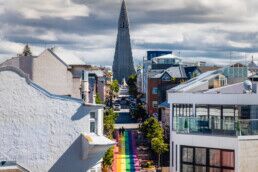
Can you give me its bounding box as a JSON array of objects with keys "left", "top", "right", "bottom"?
[
  {"left": 189, "top": 105, "right": 193, "bottom": 116},
  {"left": 173, "top": 104, "right": 177, "bottom": 117},
  {"left": 223, "top": 106, "right": 235, "bottom": 130},
  {"left": 209, "top": 168, "right": 221, "bottom": 172},
  {"left": 176, "top": 104, "right": 180, "bottom": 116},
  {"left": 195, "top": 148, "right": 206, "bottom": 165},
  {"left": 181, "top": 146, "right": 234, "bottom": 172},
  {"left": 182, "top": 164, "right": 193, "bottom": 172},
  {"left": 240, "top": 105, "right": 251, "bottom": 119},
  {"left": 195, "top": 166, "right": 206, "bottom": 172},
  {"left": 209, "top": 149, "right": 221, "bottom": 167},
  {"left": 222, "top": 170, "right": 234, "bottom": 172},
  {"left": 222, "top": 151, "right": 234, "bottom": 168},
  {"left": 90, "top": 112, "right": 96, "bottom": 133},
  {"left": 152, "top": 101, "right": 158, "bottom": 108},
  {"left": 152, "top": 87, "right": 158, "bottom": 94},
  {"left": 184, "top": 105, "right": 188, "bottom": 116},
  {"left": 210, "top": 106, "right": 221, "bottom": 130},
  {"left": 182, "top": 147, "right": 193, "bottom": 163},
  {"left": 90, "top": 112, "right": 96, "bottom": 119},
  {"left": 90, "top": 121, "right": 96, "bottom": 133},
  {"left": 196, "top": 105, "right": 208, "bottom": 119}
]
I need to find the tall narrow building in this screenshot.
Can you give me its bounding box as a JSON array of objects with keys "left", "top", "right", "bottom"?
[{"left": 112, "top": 0, "right": 135, "bottom": 83}]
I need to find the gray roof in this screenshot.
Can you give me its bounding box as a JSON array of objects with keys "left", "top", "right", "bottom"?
[
  {"left": 148, "top": 69, "right": 164, "bottom": 78},
  {"left": 151, "top": 66, "right": 187, "bottom": 79},
  {"left": 168, "top": 70, "right": 221, "bottom": 93}
]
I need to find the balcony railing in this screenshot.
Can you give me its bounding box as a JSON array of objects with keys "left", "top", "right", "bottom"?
[{"left": 173, "top": 117, "right": 258, "bottom": 136}]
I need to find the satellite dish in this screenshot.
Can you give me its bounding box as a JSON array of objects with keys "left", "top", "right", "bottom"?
[{"left": 243, "top": 80, "right": 252, "bottom": 93}]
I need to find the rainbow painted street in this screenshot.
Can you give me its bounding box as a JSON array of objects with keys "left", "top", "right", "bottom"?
[{"left": 112, "top": 130, "right": 140, "bottom": 172}]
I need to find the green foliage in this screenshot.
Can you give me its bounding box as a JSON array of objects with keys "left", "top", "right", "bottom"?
[
  {"left": 140, "top": 117, "right": 164, "bottom": 141},
  {"left": 192, "top": 72, "right": 198, "bottom": 78},
  {"left": 95, "top": 93, "right": 103, "bottom": 104},
  {"left": 110, "top": 80, "right": 119, "bottom": 93},
  {"left": 106, "top": 80, "right": 119, "bottom": 107},
  {"left": 151, "top": 138, "right": 168, "bottom": 154},
  {"left": 102, "top": 147, "right": 114, "bottom": 167},
  {"left": 22, "top": 44, "right": 32, "bottom": 56},
  {"left": 133, "top": 104, "right": 147, "bottom": 120},
  {"left": 103, "top": 109, "right": 118, "bottom": 139},
  {"left": 171, "top": 77, "right": 176, "bottom": 83},
  {"left": 142, "top": 161, "right": 154, "bottom": 168},
  {"left": 151, "top": 137, "right": 169, "bottom": 167},
  {"left": 102, "top": 109, "right": 118, "bottom": 168},
  {"left": 127, "top": 74, "right": 138, "bottom": 97}
]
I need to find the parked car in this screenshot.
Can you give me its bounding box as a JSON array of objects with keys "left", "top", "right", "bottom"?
[{"left": 113, "top": 104, "right": 121, "bottom": 111}]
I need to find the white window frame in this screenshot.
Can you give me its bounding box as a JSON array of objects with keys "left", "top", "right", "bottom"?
[{"left": 152, "top": 101, "right": 158, "bottom": 108}]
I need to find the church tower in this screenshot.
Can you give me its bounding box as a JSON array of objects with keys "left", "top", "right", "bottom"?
[{"left": 112, "top": 0, "right": 135, "bottom": 83}]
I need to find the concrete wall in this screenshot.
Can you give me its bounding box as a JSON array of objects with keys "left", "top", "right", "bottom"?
[
  {"left": 72, "top": 77, "right": 82, "bottom": 99},
  {"left": 97, "top": 78, "right": 106, "bottom": 103},
  {"left": 0, "top": 68, "right": 105, "bottom": 172},
  {"left": 19, "top": 56, "right": 33, "bottom": 79},
  {"left": 32, "top": 50, "right": 73, "bottom": 96},
  {"left": 238, "top": 137, "right": 258, "bottom": 172}
]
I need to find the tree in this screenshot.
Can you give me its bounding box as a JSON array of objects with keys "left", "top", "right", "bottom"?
[
  {"left": 95, "top": 93, "right": 103, "bottom": 104},
  {"left": 127, "top": 74, "right": 138, "bottom": 97},
  {"left": 102, "top": 147, "right": 114, "bottom": 171},
  {"left": 103, "top": 109, "right": 118, "bottom": 139},
  {"left": 134, "top": 104, "right": 147, "bottom": 121},
  {"left": 110, "top": 80, "right": 119, "bottom": 93},
  {"left": 106, "top": 80, "right": 119, "bottom": 107},
  {"left": 151, "top": 138, "right": 168, "bottom": 168},
  {"left": 22, "top": 44, "right": 32, "bottom": 56},
  {"left": 140, "top": 117, "right": 164, "bottom": 141},
  {"left": 102, "top": 109, "right": 118, "bottom": 170}
]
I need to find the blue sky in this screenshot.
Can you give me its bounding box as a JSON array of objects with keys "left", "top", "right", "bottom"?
[{"left": 0, "top": 0, "right": 258, "bottom": 66}]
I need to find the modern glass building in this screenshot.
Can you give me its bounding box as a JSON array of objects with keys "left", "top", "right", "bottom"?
[{"left": 168, "top": 82, "right": 258, "bottom": 172}]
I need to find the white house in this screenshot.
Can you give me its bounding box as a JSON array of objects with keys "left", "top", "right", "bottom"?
[
  {"left": 0, "top": 66, "right": 115, "bottom": 172},
  {"left": 168, "top": 80, "right": 258, "bottom": 172}
]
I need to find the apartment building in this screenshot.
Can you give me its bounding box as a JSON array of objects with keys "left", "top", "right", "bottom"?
[
  {"left": 0, "top": 48, "right": 108, "bottom": 103},
  {"left": 168, "top": 76, "right": 258, "bottom": 172},
  {"left": 147, "top": 66, "right": 189, "bottom": 115},
  {"left": 0, "top": 66, "right": 115, "bottom": 172}
]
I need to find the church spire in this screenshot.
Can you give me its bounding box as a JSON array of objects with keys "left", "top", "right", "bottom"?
[
  {"left": 112, "top": 0, "right": 135, "bottom": 83},
  {"left": 118, "top": 0, "right": 129, "bottom": 29}
]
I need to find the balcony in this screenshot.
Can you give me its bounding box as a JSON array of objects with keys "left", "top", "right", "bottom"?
[{"left": 173, "top": 116, "right": 258, "bottom": 136}]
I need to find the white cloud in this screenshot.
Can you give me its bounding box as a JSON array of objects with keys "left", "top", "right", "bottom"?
[
  {"left": 1, "top": 0, "right": 258, "bottom": 66},
  {"left": 1, "top": 0, "right": 89, "bottom": 19}
]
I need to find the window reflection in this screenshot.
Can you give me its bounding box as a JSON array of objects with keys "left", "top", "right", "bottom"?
[{"left": 181, "top": 146, "right": 234, "bottom": 172}]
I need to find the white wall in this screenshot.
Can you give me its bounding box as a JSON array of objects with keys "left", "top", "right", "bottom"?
[
  {"left": 32, "top": 50, "right": 73, "bottom": 97},
  {"left": 0, "top": 67, "right": 106, "bottom": 172},
  {"left": 168, "top": 92, "right": 258, "bottom": 105}
]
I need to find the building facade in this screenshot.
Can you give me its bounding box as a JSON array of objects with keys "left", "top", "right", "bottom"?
[
  {"left": 147, "top": 66, "right": 199, "bottom": 115},
  {"left": 0, "top": 67, "right": 114, "bottom": 172},
  {"left": 168, "top": 81, "right": 258, "bottom": 172},
  {"left": 0, "top": 49, "right": 108, "bottom": 103}
]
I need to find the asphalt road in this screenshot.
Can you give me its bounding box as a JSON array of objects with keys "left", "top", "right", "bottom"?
[{"left": 114, "top": 108, "right": 139, "bottom": 129}]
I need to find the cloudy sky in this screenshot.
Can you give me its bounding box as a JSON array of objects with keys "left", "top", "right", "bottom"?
[{"left": 1, "top": 0, "right": 258, "bottom": 66}]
